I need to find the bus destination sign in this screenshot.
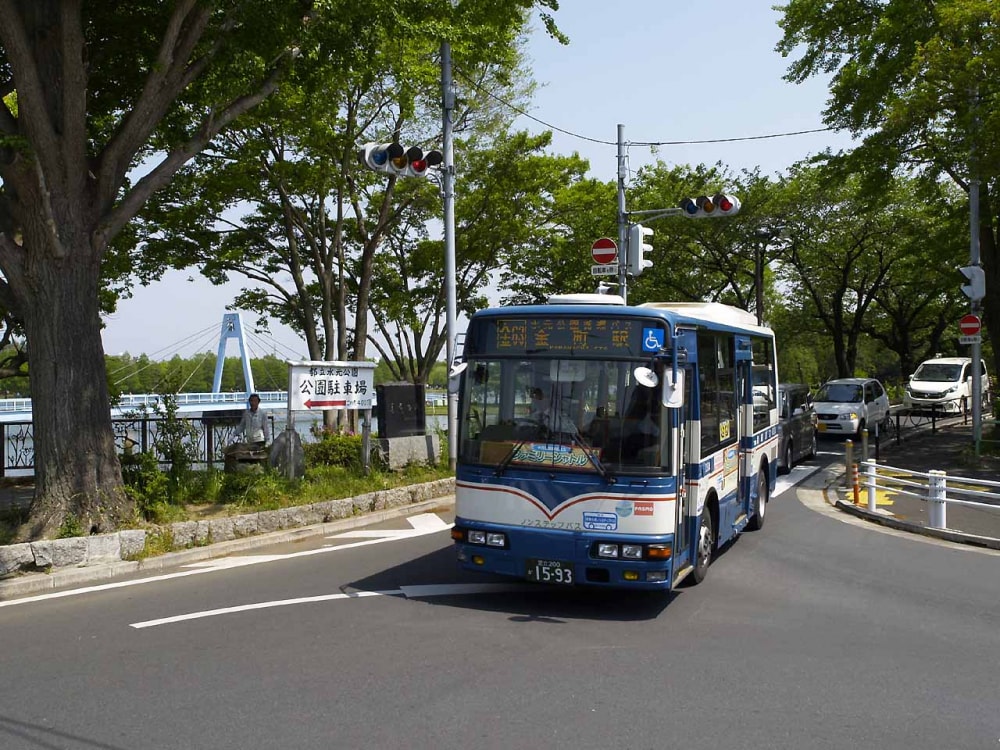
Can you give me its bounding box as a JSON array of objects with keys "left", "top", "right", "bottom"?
[{"left": 480, "top": 316, "right": 658, "bottom": 357}]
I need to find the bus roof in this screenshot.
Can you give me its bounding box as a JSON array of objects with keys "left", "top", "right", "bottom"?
[
  {"left": 639, "top": 302, "right": 766, "bottom": 331},
  {"left": 471, "top": 300, "right": 774, "bottom": 337}
]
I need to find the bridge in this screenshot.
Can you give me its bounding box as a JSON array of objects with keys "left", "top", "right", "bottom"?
[
  {"left": 0, "top": 390, "right": 293, "bottom": 423},
  {"left": 0, "top": 313, "right": 299, "bottom": 424}
]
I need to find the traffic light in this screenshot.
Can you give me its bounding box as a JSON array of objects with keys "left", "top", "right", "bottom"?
[
  {"left": 358, "top": 142, "right": 443, "bottom": 177},
  {"left": 959, "top": 265, "right": 985, "bottom": 301},
  {"left": 627, "top": 224, "right": 654, "bottom": 276},
  {"left": 679, "top": 193, "right": 741, "bottom": 218}
]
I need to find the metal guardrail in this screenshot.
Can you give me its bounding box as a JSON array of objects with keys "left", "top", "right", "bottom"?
[{"left": 855, "top": 460, "right": 1000, "bottom": 531}]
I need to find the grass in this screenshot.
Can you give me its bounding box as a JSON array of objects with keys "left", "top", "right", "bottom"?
[{"left": 0, "top": 458, "right": 454, "bottom": 546}]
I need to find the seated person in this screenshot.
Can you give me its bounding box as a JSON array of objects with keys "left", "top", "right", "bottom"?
[{"left": 224, "top": 393, "right": 272, "bottom": 457}]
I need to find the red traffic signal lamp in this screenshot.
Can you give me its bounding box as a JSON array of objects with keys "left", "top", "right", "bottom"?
[
  {"left": 679, "top": 193, "right": 741, "bottom": 218},
  {"left": 358, "top": 142, "right": 443, "bottom": 178}
]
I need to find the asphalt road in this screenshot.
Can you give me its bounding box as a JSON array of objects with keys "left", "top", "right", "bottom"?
[{"left": 1, "top": 449, "right": 998, "bottom": 750}]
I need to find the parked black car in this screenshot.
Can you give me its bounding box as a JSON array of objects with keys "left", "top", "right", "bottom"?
[{"left": 778, "top": 383, "right": 817, "bottom": 474}]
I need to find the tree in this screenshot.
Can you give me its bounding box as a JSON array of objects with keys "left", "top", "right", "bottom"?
[
  {"left": 0, "top": 0, "right": 564, "bottom": 539},
  {"left": 777, "top": 0, "right": 1000, "bottom": 382},
  {"left": 775, "top": 166, "right": 932, "bottom": 379},
  {"left": 138, "top": 8, "right": 568, "bottom": 399},
  {"left": 0, "top": 1, "right": 308, "bottom": 538}
]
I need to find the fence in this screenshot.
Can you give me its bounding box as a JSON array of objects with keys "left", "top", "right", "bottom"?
[
  {"left": 0, "top": 414, "right": 277, "bottom": 477},
  {"left": 853, "top": 460, "right": 1000, "bottom": 531}
]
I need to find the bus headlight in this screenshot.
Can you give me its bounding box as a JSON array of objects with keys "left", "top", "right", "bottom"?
[
  {"left": 468, "top": 530, "right": 486, "bottom": 545},
  {"left": 622, "top": 544, "right": 643, "bottom": 559},
  {"left": 486, "top": 533, "right": 507, "bottom": 547},
  {"left": 597, "top": 543, "right": 619, "bottom": 558}
]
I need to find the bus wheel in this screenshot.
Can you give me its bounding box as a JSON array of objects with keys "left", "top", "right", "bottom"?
[
  {"left": 691, "top": 505, "right": 714, "bottom": 584},
  {"left": 748, "top": 470, "right": 767, "bottom": 531}
]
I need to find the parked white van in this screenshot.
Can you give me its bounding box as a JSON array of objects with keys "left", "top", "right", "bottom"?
[{"left": 903, "top": 357, "right": 991, "bottom": 414}]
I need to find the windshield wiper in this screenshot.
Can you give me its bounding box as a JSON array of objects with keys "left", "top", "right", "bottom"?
[{"left": 566, "top": 426, "right": 615, "bottom": 483}]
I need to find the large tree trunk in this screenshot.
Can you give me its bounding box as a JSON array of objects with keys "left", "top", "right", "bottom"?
[{"left": 16, "top": 247, "right": 129, "bottom": 540}]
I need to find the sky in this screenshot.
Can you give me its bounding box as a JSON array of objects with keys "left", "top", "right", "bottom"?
[{"left": 100, "top": 1, "right": 857, "bottom": 362}]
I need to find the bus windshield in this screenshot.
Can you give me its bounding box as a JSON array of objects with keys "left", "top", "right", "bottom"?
[{"left": 458, "top": 356, "right": 670, "bottom": 475}]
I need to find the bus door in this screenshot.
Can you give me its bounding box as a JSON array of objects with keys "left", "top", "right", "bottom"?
[
  {"left": 734, "top": 335, "right": 754, "bottom": 510},
  {"left": 673, "top": 365, "right": 693, "bottom": 574}
]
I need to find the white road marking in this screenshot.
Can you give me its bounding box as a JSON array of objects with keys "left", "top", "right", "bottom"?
[
  {"left": 330, "top": 513, "right": 451, "bottom": 540},
  {"left": 773, "top": 464, "right": 822, "bottom": 498},
  {"left": 0, "top": 514, "right": 453, "bottom": 609},
  {"left": 129, "top": 582, "right": 535, "bottom": 628}
]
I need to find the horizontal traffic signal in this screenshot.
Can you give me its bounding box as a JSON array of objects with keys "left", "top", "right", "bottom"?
[
  {"left": 678, "top": 193, "right": 741, "bottom": 218},
  {"left": 358, "top": 142, "right": 443, "bottom": 178}
]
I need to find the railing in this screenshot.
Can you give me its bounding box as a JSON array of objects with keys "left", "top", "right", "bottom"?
[
  {"left": 0, "top": 414, "right": 277, "bottom": 477},
  {"left": 856, "top": 460, "right": 1000, "bottom": 530}
]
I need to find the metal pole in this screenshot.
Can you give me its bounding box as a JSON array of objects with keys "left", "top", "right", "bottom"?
[
  {"left": 617, "top": 124, "right": 628, "bottom": 304},
  {"left": 442, "top": 40, "right": 458, "bottom": 471},
  {"left": 969, "top": 176, "right": 983, "bottom": 452}
]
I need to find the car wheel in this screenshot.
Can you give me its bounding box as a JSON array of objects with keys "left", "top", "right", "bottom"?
[
  {"left": 690, "top": 504, "right": 714, "bottom": 585},
  {"left": 748, "top": 469, "right": 767, "bottom": 531},
  {"left": 779, "top": 442, "right": 792, "bottom": 475},
  {"left": 855, "top": 419, "right": 866, "bottom": 441}
]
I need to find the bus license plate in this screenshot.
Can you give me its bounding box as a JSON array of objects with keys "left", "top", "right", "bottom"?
[{"left": 526, "top": 559, "right": 574, "bottom": 585}]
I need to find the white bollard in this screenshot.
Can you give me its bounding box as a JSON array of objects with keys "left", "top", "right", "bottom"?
[
  {"left": 927, "top": 470, "right": 947, "bottom": 530},
  {"left": 844, "top": 439, "right": 854, "bottom": 489},
  {"left": 866, "top": 460, "right": 877, "bottom": 512}
]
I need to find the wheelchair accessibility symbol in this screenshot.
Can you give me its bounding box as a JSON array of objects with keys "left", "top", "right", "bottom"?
[{"left": 642, "top": 328, "right": 665, "bottom": 352}]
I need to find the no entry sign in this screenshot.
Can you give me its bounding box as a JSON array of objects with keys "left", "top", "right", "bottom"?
[
  {"left": 591, "top": 237, "right": 618, "bottom": 264},
  {"left": 959, "top": 314, "right": 981, "bottom": 336}
]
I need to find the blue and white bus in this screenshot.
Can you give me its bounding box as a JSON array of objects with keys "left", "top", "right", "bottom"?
[{"left": 449, "top": 295, "right": 779, "bottom": 590}]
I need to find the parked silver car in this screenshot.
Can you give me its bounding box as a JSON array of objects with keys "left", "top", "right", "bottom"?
[
  {"left": 813, "top": 377, "right": 891, "bottom": 439},
  {"left": 778, "top": 383, "right": 817, "bottom": 473}
]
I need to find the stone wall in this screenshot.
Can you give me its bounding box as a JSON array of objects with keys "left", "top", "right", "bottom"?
[{"left": 0, "top": 478, "right": 454, "bottom": 578}]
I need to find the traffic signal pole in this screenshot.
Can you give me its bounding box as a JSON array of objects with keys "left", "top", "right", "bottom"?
[
  {"left": 442, "top": 40, "right": 458, "bottom": 470},
  {"left": 617, "top": 124, "right": 629, "bottom": 304}
]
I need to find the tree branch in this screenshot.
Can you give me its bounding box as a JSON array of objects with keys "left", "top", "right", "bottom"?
[{"left": 94, "top": 58, "right": 290, "bottom": 253}]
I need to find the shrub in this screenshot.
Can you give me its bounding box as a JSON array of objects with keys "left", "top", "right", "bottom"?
[{"left": 304, "top": 430, "right": 366, "bottom": 471}]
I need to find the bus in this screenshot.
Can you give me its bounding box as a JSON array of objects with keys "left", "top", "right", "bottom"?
[{"left": 449, "top": 295, "right": 779, "bottom": 590}]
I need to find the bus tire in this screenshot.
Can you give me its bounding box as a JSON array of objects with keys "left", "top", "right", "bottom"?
[
  {"left": 748, "top": 469, "right": 767, "bottom": 531},
  {"left": 691, "top": 504, "right": 714, "bottom": 585}
]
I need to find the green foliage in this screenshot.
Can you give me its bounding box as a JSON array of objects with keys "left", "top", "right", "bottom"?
[
  {"left": 56, "top": 515, "right": 84, "bottom": 539},
  {"left": 303, "top": 430, "right": 367, "bottom": 472},
  {"left": 152, "top": 394, "right": 201, "bottom": 500}
]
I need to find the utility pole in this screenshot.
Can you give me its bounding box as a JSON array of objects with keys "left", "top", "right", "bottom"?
[
  {"left": 442, "top": 39, "right": 458, "bottom": 470},
  {"left": 969, "top": 175, "right": 983, "bottom": 450}
]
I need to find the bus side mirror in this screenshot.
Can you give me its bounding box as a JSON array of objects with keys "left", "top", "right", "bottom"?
[
  {"left": 448, "top": 362, "right": 468, "bottom": 394},
  {"left": 662, "top": 369, "right": 684, "bottom": 409}
]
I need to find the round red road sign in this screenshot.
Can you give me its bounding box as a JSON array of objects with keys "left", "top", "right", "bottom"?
[
  {"left": 591, "top": 237, "right": 618, "bottom": 264},
  {"left": 959, "top": 314, "right": 981, "bottom": 335}
]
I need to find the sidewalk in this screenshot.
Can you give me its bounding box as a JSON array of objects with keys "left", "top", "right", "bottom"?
[
  {"left": 825, "top": 422, "right": 1000, "bottom": 548},
  {"left": 0, "top": 479, "right": 456, "bottom": 601}
]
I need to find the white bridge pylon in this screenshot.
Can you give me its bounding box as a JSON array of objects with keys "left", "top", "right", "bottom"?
[{"left": 213, "top": 312, "right": 256, "bottom": 396}]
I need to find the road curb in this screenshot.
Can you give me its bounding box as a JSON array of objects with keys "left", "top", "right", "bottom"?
[
  {"left": 822, "top": 473, "right": 1000, "bottom": 551},
  {"left": 0, "top": 494, "right": 456, "bottom": 601}
]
